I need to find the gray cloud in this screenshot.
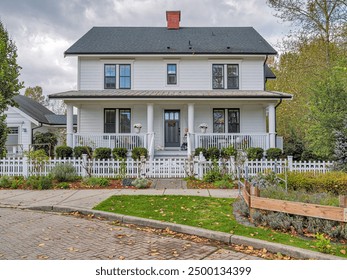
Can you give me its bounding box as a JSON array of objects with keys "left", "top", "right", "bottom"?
[{"left": 0, "top": 0, "right": 290, "bottom": 96}]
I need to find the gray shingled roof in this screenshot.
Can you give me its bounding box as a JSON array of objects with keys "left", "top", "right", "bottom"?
[
  {"left": 265, "top": 65, "right": 276, "bottom": 79},
  {"left": 65, "top": 27, "right": 277, "bottom": 55},
  {"left": 49, "top": 90, "right": 292, "bottom": 99},
  {"left": 12, "top": 95, "right": 77, "bottom": 125}
]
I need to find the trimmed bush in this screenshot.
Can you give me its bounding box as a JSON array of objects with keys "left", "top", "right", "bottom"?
[
  {"left": 206, "top": 147, "right": 220, "bottom": 160},
  {"left": 246, "top": 147, "right": 264, "bottom": 160},
  {"left": 94, "top": 147, "right": 112, "bottom": 159},
  {"left": 50, "top": 163, "right": 79, "bottom": 182},
  {"left": 131, "top": 147, "right": 148, "bottom": 160},
  {"left": 194, "top": 147, "right": 207, "bottom": 159},
  {"left": 132, "top": 178, "right": 150, "bottom": 189},
  {"left": 73, "top": 146, "right": 93, "bottom": 158},
  {"left": 0, "top": 176, "right": 11, "bottom": 188},
  {"left": 112, "top": 147, "right": 128, "bottom": 160},
  {"left": 266, "top": 148, "right": 282, "bottom": 160},
  {"left": 221, "top": 145, "right": 237, "bottom": 158},
  {"left": 55, "top": 146, "right": 73, "bottom": 159}
]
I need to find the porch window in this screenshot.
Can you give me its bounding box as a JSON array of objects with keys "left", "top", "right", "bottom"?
[
  {"left": 104, "top": 109, "right": 131, "bottom": 133},
  {"left": 227, "top": 64, "right": 239, "bottom": 89},
  {"left": 119, "top": 109, "right": 131, "bottom": 133},
  {"left": 104, "top": 109, "right": 116, "bottom": 133},
  {"left": 104, "top": 65, "right": 116, "bottom": 89},
  {"left": 213, "top": 109, "right": 240, "bottom": 133},
  {"left": 119, "top": 64, "right": 131, "bottom": 89},
  {"left": 212, "top": 64, "right": 224, "bottom": 89},
  {"left": 167, "top": 64, "right": 177, "bottom": 85}
]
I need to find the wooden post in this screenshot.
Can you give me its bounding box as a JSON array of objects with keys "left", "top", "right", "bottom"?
[
  {"left": 249, "top": 185, "right": 260, "bottom": 223},
  {"left": 339, "top": 195, "right": 347, "bottom": 208}
]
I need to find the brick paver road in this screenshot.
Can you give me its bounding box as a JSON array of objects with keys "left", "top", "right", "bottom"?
[{"left": 0, "top": 208, "right": 261, "bottom": 260}]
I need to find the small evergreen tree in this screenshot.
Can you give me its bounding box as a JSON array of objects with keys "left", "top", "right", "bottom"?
[
  {"left": 0, "top": 20, "right": 24, "bottom": 157},
  {"left": 334, "top": 118, "right": 347, "bottom": 171}
]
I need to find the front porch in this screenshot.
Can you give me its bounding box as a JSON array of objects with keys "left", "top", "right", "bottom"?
[
  {"left": 63, "top": 94, "right": 288, "bottom": 159},
  {"left": 72, "top": 132, "right": 283, "bottom": 158}
]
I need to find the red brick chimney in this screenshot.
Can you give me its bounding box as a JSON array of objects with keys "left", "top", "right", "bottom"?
[{"left": 166, "top": 11, "right": 181, "bottom": 30}]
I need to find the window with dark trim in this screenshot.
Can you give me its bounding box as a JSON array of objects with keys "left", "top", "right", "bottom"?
[
  {"left": 104, "top": 65, "right": 116, "bottom": 89},
  {"left": 119, "top": 64, "right": 131, "bottom": 89},
  {"left": 119, "top": 109, "right": 131, "bottom": 133},
  {"left": 212, "top": 64, "right": 224, "bottom": 89},
  {"left": 104, "top": 108, "right": 131, "bottom": 133},
  {"left": 167, "top": 64, "right": 177, "bottom": 85},
  {"left": 227, "top": 64, "right": 239, "bottom": 89},
  {"left": 213, "top": 109, "right": 240, "bottom": 133}
]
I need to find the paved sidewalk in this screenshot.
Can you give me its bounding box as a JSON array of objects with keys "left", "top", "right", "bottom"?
[
  {"left": 0, "top": 189, "right": 343, "bottom": 260},
  {"left": 0, "top": 188, "right": 239, "bottom": 209}
]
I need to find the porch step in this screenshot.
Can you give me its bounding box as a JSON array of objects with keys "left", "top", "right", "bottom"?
[{"left": 154, "top": 149, "right": 187, "bottom": 158}]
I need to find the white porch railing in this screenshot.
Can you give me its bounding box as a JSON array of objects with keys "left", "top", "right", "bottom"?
[
  {"left": 73, "top": 133, "right": 146, "bottom": 150},
  {"left": 195, "top": 133, "right": 270, "bottom": 150}
]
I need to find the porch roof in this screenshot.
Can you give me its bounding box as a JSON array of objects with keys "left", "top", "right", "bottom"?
[{"left": 49, "top": 90, "right": 292, "bottom": 100}]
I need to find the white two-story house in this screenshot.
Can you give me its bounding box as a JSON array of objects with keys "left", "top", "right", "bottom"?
[{"left": 50, "top": 11, "right": 291, "bottom": 158}]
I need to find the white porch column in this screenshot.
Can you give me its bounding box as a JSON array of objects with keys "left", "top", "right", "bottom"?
[
  {"left": 268, "top": 103, "right": 276, "bottom": 148},
  {"left": 66, "top": 104, "right": 74, "bottom": 147},
  {"left": 147, "top": 103, "right": 154, "bottom": 134},
  {"left": 147, "top": 103, "right": 154, "bottom": 155},
  {"left": 188, "top": 103, "right": 194, "bottom": 133}
]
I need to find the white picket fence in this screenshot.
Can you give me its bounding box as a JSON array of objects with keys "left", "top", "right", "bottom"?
[{"left": 0, "top": 156, "right": 334, "bottom": 179}]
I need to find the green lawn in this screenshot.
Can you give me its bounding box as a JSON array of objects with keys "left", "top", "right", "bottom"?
[{"left": 94, "top": 195, "right": 347, "bottom": 258}]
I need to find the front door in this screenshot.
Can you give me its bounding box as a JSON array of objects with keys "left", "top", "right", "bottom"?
[{"left": 164, "top": 110, "right": 180, "bottom": 147}]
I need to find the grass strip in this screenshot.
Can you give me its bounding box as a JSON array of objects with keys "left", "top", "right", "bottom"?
[{"left": 93, "top": 195, "right": 347, "bottom": 258}]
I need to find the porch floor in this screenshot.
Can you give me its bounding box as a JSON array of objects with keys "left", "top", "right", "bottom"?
[{"left": 154, "top": 149, "right": 187, "bottom": 158}]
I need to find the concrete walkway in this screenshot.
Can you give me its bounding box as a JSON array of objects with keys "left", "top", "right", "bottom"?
[{"left": 0, "top": 188, "right": 239, "bottom": 209}]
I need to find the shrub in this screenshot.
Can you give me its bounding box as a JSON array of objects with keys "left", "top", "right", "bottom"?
[
  {"left": 122, "top": 178, "right": 134, "bottom": 186},
  {"left": 94, "top": 147, "right": 112, "bottom": 160},
  {"left": 266, "top": 148, "right": 282, "bottom": 160},
  {"left": 74, "top": 146, "right": 93, "bottom": 158},
  {"left": 57, "top": 182, "right": 70, "bottom": 189},
  {"left": 112, "top": 147, "right": 128, "bottom": 160},
  {"left": 206, "top": 147, "right": 220, "bottom": 160},
  {"left": 194, "top": 147, "right": 207, "bottom": 159},
  {"left": 131, "top": 147, "right": 148, "bottom": 160},
  {"left": 26, "top": 175, "right": 53, "bottom": 190},
  {"left": 246, "top": 147, "right": 264, "bottom": 160},
  {"left": 55, "top": 146, "right": 73, "bottom": 158},
  {"left": 213, "top": 179, "right": 235, "bottom": 189},
  {"left": 50, "top": 163, "right": 79, "bottom": 182},
  {"left": 203, "top": 165, "right": 223, "bottom": 183},
  {"left": 221, "top": 145, "right": 237, "bottom": 159},
  {"left": 0, "top": 176, "right": 11, "bottom": 188},
  {"left": 132, "top": 178, "right": 150, "bottom": 189},
  {"left": 83, "top": 177, "right": 110, "bottom": 187},
  {"left": 286, "top": 171, "right": 347, "bottom": 195}
]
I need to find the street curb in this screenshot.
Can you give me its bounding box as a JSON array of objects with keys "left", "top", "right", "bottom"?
[{"left": 25, "top": 205, "right": 344, "bottom": 260}]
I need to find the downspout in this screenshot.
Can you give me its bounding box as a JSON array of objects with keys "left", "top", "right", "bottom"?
[
  {"left": 274, "top": 99, "right": 282, "bottom": 137},
  {"left": 263, "top": 55, "right": 268, "bottom": 91}
]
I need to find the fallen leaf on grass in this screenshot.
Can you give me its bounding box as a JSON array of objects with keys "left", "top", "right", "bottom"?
[{"left": 340, "top": 250, "right": 346, "bottom": 255}]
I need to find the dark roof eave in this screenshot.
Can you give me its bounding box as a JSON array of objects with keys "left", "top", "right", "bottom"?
[
  {"left": 64, "top": 51, "right": 277, "bottom": 56},
  {"left": 50, "top": 95, "right": 291, "bottom": 99}
]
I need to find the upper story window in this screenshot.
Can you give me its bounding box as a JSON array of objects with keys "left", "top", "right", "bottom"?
[
  {"left": 212, "top": 64, "right": 224, "bottom": 89},
  {"left": 167, "top": 64, "right": 177, "bottom": 85},
  {"left": 119, "top": 64, "right": 131, "bottom": 89},
  {"left": 104, "top": 65, "right": 116, "bottom": 89},
  {"left": 212, "top": 64, "right": 240, "bottom": 89},
  {"left": 227, "top": 64, "right": 239, "bottom": 89}
]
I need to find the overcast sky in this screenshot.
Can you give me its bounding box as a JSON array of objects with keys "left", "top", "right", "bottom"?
[{"left": 0, "top": 0, "right": 291, "bottom": 96}]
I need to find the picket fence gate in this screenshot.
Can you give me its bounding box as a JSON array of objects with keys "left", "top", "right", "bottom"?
[{"left": 0, "top": 155, "right": 334, "bottom": 179}]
